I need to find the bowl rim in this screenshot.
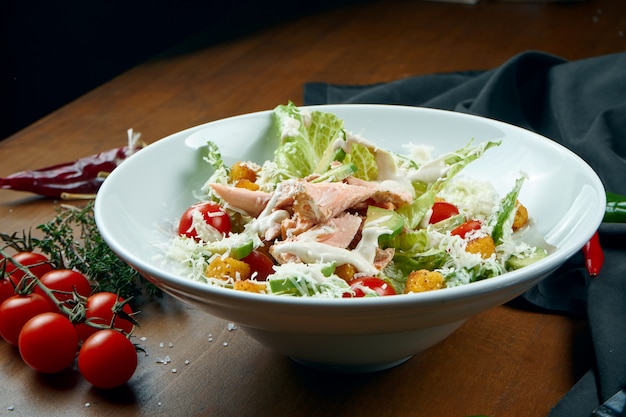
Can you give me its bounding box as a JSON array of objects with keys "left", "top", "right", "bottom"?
[{"left": 95, "top": 103, "right": 606, "bottom": 308}]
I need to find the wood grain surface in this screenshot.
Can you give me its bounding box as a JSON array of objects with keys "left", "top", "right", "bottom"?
[{"left": 1, "top": 0, "right": 624, "bottom": 415}]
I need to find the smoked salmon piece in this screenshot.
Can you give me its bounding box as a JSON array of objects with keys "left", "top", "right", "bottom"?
[{"left": 209, "top": 183, "right": 271, "bottom": 217}]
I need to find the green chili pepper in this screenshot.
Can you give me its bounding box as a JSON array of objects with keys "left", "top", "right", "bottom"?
[{"left": 604, "top": 191, "right": 626, "bottom": 223}]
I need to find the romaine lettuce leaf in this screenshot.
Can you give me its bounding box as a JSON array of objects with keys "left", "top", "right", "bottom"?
[
  {"left": 386, "top": 228, "right": 430, "bottom": 253},
  {"left": 201, "top": 141, "right": 230, "bottom": 201},
  {"left": 383, "top": 250, "right": 449, "bottom": 290},
  {"left": 491, "top": 174, "right": 527, "bottom": 244},
  {"left": 398, "top": 140, "right": 501, "bottom": 229},
  {"left": 273, "top": 102, "right": 317, "bottom": 178},
  {"left": 273, "top": 103, "right": 379, "bottom": 181},
  {"left": 273, "top": 102, "right": 346, "bottom": 179},
  {"left": 307, "top": 109, "right": 345, "bottom": 161},
  {"left": 344, "top": 144, "right": 378, "bottom": 181},
  {"left": 397, "top": 190, "right": 437, "bottom": 231}
]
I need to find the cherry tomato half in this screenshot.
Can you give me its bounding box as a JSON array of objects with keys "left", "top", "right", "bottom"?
[
  {"left": 75, "top": 292, "right": 135, "bottom": 342},
  {"left": 343, "top": 277, "right": 396, "bottom": 298},
  {"left": 429, "top": 201, "right": 460, "bottom": 224},
  {"left": 241, "top": 250, "right": 275, "bottom": 281},
  {"left": 178, "top": 202, "right": 232, "bottom": 240},
  {"left": 34, "top": 269, "right": 92, "bottom": 310},
  {"left": 78, "top": 329, "right": 138, "bottom": 389},
  {"left": 0, "top": 293, "right": 54, "bottom": 345},
  {"left": 451, "top": 219, "right": 482, "bottom": 239},
  {"left": 18, "top": 312, "right": 79, "bottom": 374},
  {"left": 4, "top": 252, "right": 54, "bottom": 289}
]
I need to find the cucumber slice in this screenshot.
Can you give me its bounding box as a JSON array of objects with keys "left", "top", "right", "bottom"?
[
  {"left": 206, "top": 235, "right": 254, "bottom": 259},
  {"left": 506, "top": 247, "right": 548, "bottom": 270}
]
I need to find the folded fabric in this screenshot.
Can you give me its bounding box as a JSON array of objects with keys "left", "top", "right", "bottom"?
[{"left": 303, "top": 51, "right": 626, "bottom": 416}]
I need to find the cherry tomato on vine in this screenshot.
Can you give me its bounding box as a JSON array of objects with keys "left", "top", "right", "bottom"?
[
  {"left": 429, "top": 201, "right": 460, "bottom": 224},
  {"left": 75, "top": 292, "right": 135, "bottom": 342},
  {"left": 178, "top": 202, "right": 232, "bottom": 240},
  {"left": 4, "top": 252, "right": 54, "bottom": 289},
  {"left": 18, "top": 312, "right": 79, "bottom": 373},
  {"left": 0, "top": 257, "right": 14, "bottom": 303},
  {"left": 0, "top": 293, "right": 54, "bottom": 345},
  {"left": 451, "top": 219, "right": 482, "bottom": 239},
  {"left": 242, "top": 250, "right": 275, "bottom": 281},
  {"left": 0, "top": 278, "right": 14, "bottom": 304},
  {"left": 34, "top": 269, "right": 92, "bottom": 310},
  {"left": 78, "top": 329, "right": 138, "bottom": 389},
  {"left": 343, "top": 277, "right": 396, "bottom": 298}
]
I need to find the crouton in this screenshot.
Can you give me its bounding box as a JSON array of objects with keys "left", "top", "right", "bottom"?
[
  {"left": 230, "top": 162, "right": 258, "bottom": 183},
  {"left": 466, "top": 236, "right": 496, "bottom": 259},
  {"left": 234, "top": 178, "right": 260, "bottom": 191},
  {"left": 512, "top": 201, "right": 529, "bottom": 231},
  {"left": 206, "top": 256, "right": 251, "bottom": 281},
  {"left": 404, "top": 269, "right": 445, "bottom": 293},
  {"left": 234, "top": 279, "right": 267, "bottom": 293},
  {"left": 335, "top": 263, "right": 358, "bottom": 282}
]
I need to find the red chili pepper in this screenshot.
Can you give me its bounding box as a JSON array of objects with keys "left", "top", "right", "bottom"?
[
  {"left": 582, "top": 231, "right": 604, "bottom": 277},
  {"left": 0, "top": 130, "right": 144, "bottom": 199}
]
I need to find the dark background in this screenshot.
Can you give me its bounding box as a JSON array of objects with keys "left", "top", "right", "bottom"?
[{"left": 1, "top": 0, "right": 366, "bottom": 140}]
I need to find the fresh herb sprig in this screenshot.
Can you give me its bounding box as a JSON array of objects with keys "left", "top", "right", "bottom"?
[{"left": 0, "top": 201, "right": 160, "bottom": 303}]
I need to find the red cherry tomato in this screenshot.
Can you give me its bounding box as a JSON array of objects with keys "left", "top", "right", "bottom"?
[
  {"left": 241, "top": 250, "right": 275, "bottom": 281},
  {"left": 75, "top": 292, "right": 135, "bottom": 342},
  {"left": 4, "top": 252, "right": 54, "bottom": 289},
  {"left": 34, "top": 269, "right": 92, "bottom": 310},
  {"left": 0, "top": 256, "right": 13, "bottom": 303},
  {"left": 18, "top": 312, "right": 79, "bottom": 374},
  {"left": 78, "top": 329, "right": 138, "bottom": 389},
  {"left": 0, "top": 278, "right": 14, "bottom": 304},
  {"left": 451, "top": 219, "right": 482, "bottom": 239},
  {"left": 0, "top": 293, "right": 54, "bottom": 345},
  {"left": 343, "top": 276, "right": 396, "bottom": 298},
  {"left": 178, "top": 202, "right": 232, "bottom": 240},
  {"left": 429, "top": 201, "right": 460, "bottom": 224},
  {"left": 0, "top": 256, "right": 14, "bottom": 303}
]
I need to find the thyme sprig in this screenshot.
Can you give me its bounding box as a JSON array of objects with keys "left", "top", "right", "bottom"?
[{"left": 0, "top": 201, "right": 160, "bottom": 303}]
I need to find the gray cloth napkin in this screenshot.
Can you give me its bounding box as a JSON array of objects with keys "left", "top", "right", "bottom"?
[{"left": 303, "top": 51, "right": 626, "bottom": 416}]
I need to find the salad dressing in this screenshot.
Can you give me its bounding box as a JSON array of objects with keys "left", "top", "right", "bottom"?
[
  {"left": 408, "top": 156, "right": 451, "bottom": 184},
  {"left": 339, "top": 132, "right": 415, "bottom": 197}
]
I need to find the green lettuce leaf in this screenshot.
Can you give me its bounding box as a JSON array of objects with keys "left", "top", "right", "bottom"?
[
  {"left": 344, "top": 144, "right": 378, "bottom": 181},
  {"left": 307, "top": 109, "right": 345, "bottom": 161},
  {"left": 201, "top": 141, "right": 230, "bottom": 201},
  {"left": 273, "top": 102, "right": 346, "bottom": 179},
  {"left": 273, "top": 103, "right": 317, "bottom": 178},
  {"left": 398, "top": 140, "right": 501, "bottom": 229},
  {"left": 383, "top": 250, "right": 449, "bottom": 291},
  {"left": 272, "top": 102, "right": 380, "bottom": 181},
  {"left": 386, "top": 228, "right": 430, "bottom": 253},
  {"left": 491, "top": 175, "right": 527, "bottom": 244}
]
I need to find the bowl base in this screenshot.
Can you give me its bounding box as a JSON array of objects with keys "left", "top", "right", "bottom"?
[{"left": 290, "top": 355, "right": 413, "bottom": 374}]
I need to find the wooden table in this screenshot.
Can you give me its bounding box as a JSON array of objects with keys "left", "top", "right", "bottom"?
[{"left": 1, "top": 0, "right": 624, "bottom": 415}]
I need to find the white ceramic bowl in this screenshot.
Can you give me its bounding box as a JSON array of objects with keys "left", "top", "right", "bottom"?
[{"left": 95, "top": 105, "right": 605, "bottom": 372}]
